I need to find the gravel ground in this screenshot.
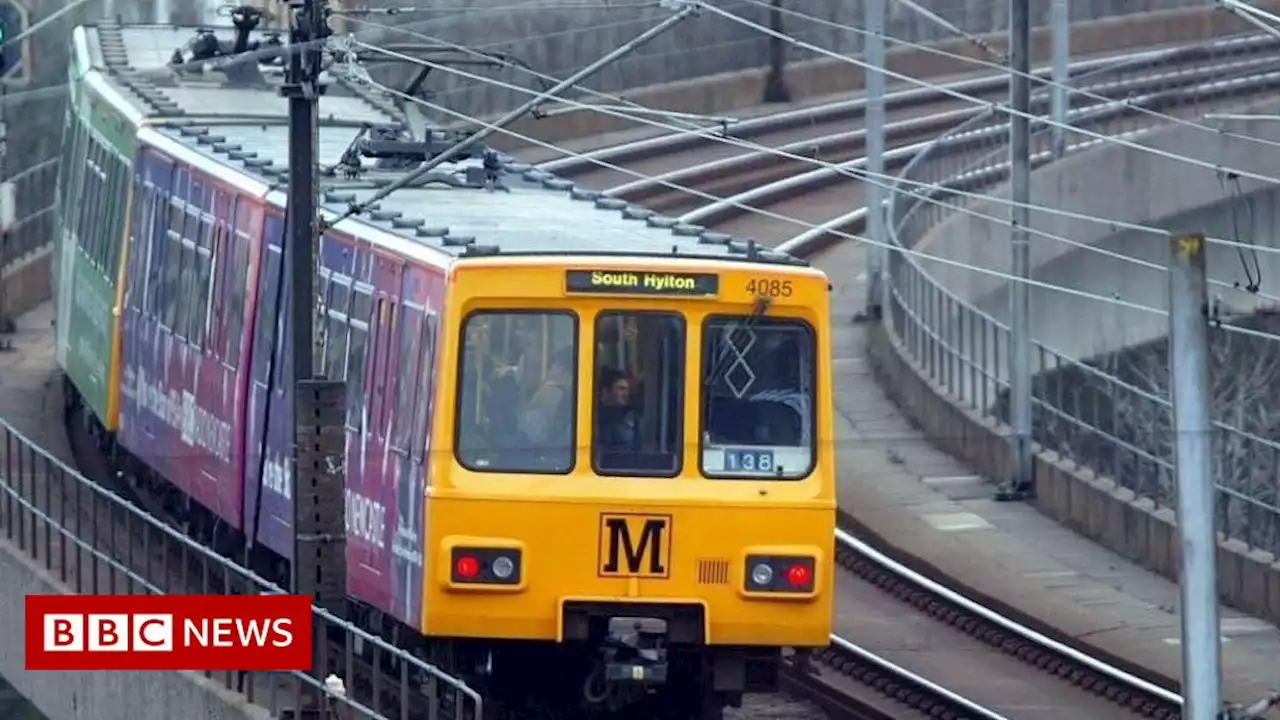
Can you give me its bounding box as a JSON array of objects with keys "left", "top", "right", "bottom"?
[{"left": 729, "top": 693, "right": 828, "bottom": 719}]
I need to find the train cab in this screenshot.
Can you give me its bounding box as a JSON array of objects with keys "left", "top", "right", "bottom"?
[{"left": 420, "top": 255, "right": 836, "bottom": 716}]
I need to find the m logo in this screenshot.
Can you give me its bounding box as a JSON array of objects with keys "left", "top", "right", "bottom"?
[{"left": 598, "top": 514, "right": 672, "bottom": 578}]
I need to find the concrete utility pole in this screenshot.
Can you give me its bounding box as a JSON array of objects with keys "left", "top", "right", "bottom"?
[
  {"left": 279, "top": 1, "right": 348, "bottom": 695},
  {"left": 1001, "top": 0, "right": 1034, "bottom": 500},
  {"left": 1050, "top": 0, "right": 1069, "bottom": 158},
  {"left": 761, "top": 0, "right": 790, "bottom": 103},
  {"left": 864, "top": 0, "right": 887, "bottom": 319},
  {"left": 1166, "top": 231, "right": 1222, "bottom": 720},
  {"left": 282, "top": 0, "right": 325, "bottom": 597}
]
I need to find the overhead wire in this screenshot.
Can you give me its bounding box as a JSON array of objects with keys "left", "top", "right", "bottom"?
[
  {"left": 333, "top": 16, "right": 1189, "bottom": 237},
  {"left": 343, "top": 12, "right": 1280, "bottom": 279},
  {"left": 339, "top": 54, "right": 1280, "bottom": 348},
  {"left": 691, "top": 0, "right": 1280, "bottom": 192},
  {"left": 335, "top": 41, "right": 1184, "bottom": 324},
  {"left": 332, "top": 31, "right": 1280, "bottom": 342},
  {"left": 336, "top": 13, "right": 725, "bottom": 139},
  {"left": 337, "top": 26, "right": 1280, "bottom": 280},
  {"left": 736, "top": 0, "right": 1280, "bottom": 157}
]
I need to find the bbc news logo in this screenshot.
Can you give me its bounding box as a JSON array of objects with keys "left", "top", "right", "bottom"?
[{"left": 25, "top": 594, "right": 312, "bottom": 671}]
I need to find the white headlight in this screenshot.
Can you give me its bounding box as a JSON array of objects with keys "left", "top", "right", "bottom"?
[
  {"left": 492, "top": 556, "right": 515, "bottom": 579},
  {"left": 750, "top": 563, "right": 773, "bottom": 586}
]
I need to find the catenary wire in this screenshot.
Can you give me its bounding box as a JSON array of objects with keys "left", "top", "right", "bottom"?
[
  {"left": 348, "top": 67, "right": 1280, "bottom": 350},
  {"left": 336, "top": 13, "right": 724, "bottom": 138},
  {"left": 336, "top": 21, "right": 1280, "bottom": 267},
  {"left": 342, "top": 31, "right": 1280, "bottom": 291},
  {"left": 735, "top": 0, "right": 1280, "bottom": 156},
  {"left": 334, "top": 22, "right": 1280, "bottom": 309},
  {"left": 692, "top": 0, "right": 1280, "bottom": 191},
  {"left": 332, "top": 36, "right": 1280, "bottom": 345},
  {"left": 335, "top": 45, "right": 1183, "bottom": 323}
]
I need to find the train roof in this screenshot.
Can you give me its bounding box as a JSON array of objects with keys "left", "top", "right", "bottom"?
[{"left": 74, "top": 21, "right": 811, "bottom": 270}]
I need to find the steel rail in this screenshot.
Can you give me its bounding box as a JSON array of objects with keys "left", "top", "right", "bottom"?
[
  {"left": 537, "top": 32, "right": 1280, "bottom": 178},
  {"left": 603, "top": 49, "right": 1280, "bottom": 206},
  {"left": 532, "top": 42, "right": 1267, "bottom": 720},
  {"left": 678, "top": 62, "right": 1280, "bottom": 228}
]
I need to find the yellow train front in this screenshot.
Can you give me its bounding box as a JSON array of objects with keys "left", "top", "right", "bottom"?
[{"left": 421, "top": 256, "right": 835, "bottom": 718}]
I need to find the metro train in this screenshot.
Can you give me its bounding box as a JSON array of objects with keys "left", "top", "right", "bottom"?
[{"left": 53, "top": 16, "right": 835, "bottom": 719}]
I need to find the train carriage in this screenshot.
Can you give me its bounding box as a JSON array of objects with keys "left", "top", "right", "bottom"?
[
  {"left": 55, "top": 18, "right": 836, "bottom": 719},
  {"left": 54, "top": 43, "right": 137, "bottom": 429}
]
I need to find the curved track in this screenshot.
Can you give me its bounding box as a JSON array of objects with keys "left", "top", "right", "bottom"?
[{"left": 523, "top": 36, "right": 1280, "bottom": 720}]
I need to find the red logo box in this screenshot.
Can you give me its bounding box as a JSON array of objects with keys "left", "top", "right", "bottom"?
[{"left": 25, "top": 594, "right": 313, "bottom": 671}]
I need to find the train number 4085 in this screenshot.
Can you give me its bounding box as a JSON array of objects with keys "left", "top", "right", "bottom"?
[{"left": 745, "top": 278, "right": 793, "bottom": 298}]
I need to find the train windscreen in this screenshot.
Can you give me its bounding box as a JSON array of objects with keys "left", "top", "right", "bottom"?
[{"left": 699, "top": 315, "right": 816, "bottom": 480}]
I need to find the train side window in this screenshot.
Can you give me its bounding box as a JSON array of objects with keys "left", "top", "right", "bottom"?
[
  {"left": 141, "top": 182, "right": 161, "bottom": 315},
  {"left": 345, "top": 320, "right": 369, "bottom": 433},
  {"left": 78, "top": 140, "right": 103, "bottom": 268},
  {"left": 103, "top": 155, "right": 126, "bottom": 274},
  {"left": 146, "top": 164, "right": 171, "bottom": 318},
  {"left": 193, "top": 241, "right": 212, "bottom": 348},
  {"left": 455, "top": 311, "right": 578, "bottom": 475},
  {"left": 224, "top": 203, "right": 252, "bottom": 366},
  {"left": 382, "top": 301, "right": 399, "bottom": 434},
  {"left": 125, "top": 169, "right": 147, "bottom": 305},
  {"left": 64, "top": 121, "right": 88, "bottom": 238},
  {"left": 410, "top": 309, "right": 437, "bottom": 465},
  {"left": 323, "top": 310, "right": 350, "bottom": 381},
  {"left": 161, "top": 174, "right": 186, "bottom": 331},
  {"left": 591, "top": 312, "right": 685, "bottom": 477},
  {"left": 391, "top": 304, "right": 424, "bottom": 453},
  {"left": 207, "top": 221, "right": 227, "bottom": 356},
  {"left": 251, "top": 245, "right": 282, "bottom": 384},
  {"left": 188, "top": 199, "right": 213, "bottom": 348}
]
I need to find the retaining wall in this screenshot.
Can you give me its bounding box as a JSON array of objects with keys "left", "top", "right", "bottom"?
[
  {"left": 499, "top": 3, "right": 1280, "bottom": 147},
  {"left": 0, "top": 538, "right": 270, "bottom": 720},
  {"left": 869, "top": 106, "right": 1280, "bottom": 624}
]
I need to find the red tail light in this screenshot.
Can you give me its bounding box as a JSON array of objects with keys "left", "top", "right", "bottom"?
[
  {"left": 744, "top": 554, "right": 816, "bottom": 593},
  {"left": 786, "top": 563, "right": 810, "bottom": 588},
  {"left": 449, "top": 547, "right": 523, "bottom": 585},
  {"left": 455, "top": 555, "right": 479, "bottom": 579}
]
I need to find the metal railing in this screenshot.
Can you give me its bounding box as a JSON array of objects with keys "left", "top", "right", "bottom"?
[
  {"left": 0, "top": 417, "right": 483, "bottom": 720},
  {"left": 882, "top": 36, "right": 1280, "bottom": 557},
  {"left": 0, "top": 158, "right": 59, "bottom": 270}
]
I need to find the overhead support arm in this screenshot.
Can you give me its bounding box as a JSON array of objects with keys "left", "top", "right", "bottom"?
[{"left": 338, "top": 0, "right": 698, "bottom": 222}]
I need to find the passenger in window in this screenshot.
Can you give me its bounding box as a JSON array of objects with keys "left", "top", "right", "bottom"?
[
  {"left": 493, "top": 317, "right": 544, "bottom": 401},
  {"left": 595, "top": 368, "right": 638, "bottom": 451},
  {"left": 518, "top": 347, "right": 574, "bottom": 454}
]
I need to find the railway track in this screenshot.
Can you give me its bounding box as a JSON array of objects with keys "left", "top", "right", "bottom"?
[
  {"left": 3, "top": 30, "right": 1276, "bottom": 720},
  {"left": 522, "top": 35, "right": 1280, "bottom": 720}
]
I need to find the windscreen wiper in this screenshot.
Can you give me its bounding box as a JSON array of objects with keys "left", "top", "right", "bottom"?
[{"left": 702, "top": 296, "right": 771, "bottom": 390}]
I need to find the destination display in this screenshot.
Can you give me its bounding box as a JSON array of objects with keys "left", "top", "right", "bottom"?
[{"left": 565, "top": 270, "right": 720, "bottom": 296}]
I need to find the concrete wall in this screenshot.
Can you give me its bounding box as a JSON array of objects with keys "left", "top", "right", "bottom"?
[
  {"left": 869, "top": 100, "right": 1280, "bottom": 625},
  {"left": 355, "top": 0, "right": 1225, "bottom": 122},
  {"left": 915, "top": 96, "right": 1280, "bottom": 366},
  {"left": 498, "top": 3, "right": 1274, "bottom": 147},
  {"left": 0, "top": 539, "right": 270, "bottom": 720}
]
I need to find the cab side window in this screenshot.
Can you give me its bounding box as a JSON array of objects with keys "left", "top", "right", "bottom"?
[
  {"left": 591, "top": 311, "right": 685, "bottom": 477},
  {"left": 455, "top": 311, "right": 577, "bottom": 474}
]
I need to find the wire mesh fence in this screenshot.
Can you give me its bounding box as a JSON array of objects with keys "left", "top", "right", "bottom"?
[
  {"left": 0, "top": 413, "right": 482, "bottom": 720},
  {"left": 883, "top": 31, "right": 1280, "bottom": 556}
]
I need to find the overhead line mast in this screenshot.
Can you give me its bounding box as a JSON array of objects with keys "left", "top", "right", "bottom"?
[{"left": 278, "top": 0, "right": 347, "bottom": 639}]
